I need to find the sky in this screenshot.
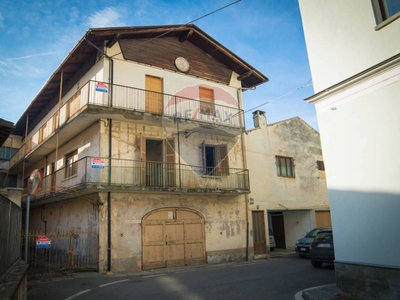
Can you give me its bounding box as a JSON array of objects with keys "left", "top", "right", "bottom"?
[{"left": 0, "top": 0, "right": 317, "bottom": 131}]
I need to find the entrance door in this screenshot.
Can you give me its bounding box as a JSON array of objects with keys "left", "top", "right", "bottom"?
[
  {"left": 142, "top": 208, "right": 205, "bottom": 270},
  {"left": 271, "top": 214, "right": 286, "bottom": 248},
  {"left": 252, "top": 211, "right": 267, "bottom": 254},
  {"left": 145, "top": 75, "right": 163, "bottom": 115}
]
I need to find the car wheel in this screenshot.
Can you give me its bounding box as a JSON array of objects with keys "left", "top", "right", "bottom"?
[
  {"left": 311, "top": 260, "right": 323, "bottom": 268},
  {"left": 270, "top": 247, "right": 275, "bottom": 252}
]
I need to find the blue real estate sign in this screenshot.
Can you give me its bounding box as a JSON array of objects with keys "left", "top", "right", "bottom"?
[{"left": 36, "top": 235, "right": 51, "bottom": 249}]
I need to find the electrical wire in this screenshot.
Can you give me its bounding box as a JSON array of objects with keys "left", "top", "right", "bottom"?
[
  {"left": 243, "top": 79, "right": 313, "bottom": 114},
  {"left": 111, "top": 0, "right": 242, "bottom": 58}
]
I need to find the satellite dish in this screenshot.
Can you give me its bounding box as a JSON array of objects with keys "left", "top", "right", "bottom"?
[{"left": 28, "top": 169, "right": 44, "bottom": 195}]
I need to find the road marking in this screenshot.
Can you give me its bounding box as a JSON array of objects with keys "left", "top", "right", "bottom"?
[
  {"left": 142, "top": 273, "right": 165, "bottom": 278},
  {"left": 64, "top": 289, "right": 91, "bottom": 300},
  {"left": 99, "top": 279, "right": 130, "bottom": 287}
]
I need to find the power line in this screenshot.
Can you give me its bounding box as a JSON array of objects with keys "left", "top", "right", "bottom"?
[
  {"left": 111, "top": 0, "right": 242, "bottom": 58},
  {"left": 243, "top": 79, "right": 313, "bottom": 114}
]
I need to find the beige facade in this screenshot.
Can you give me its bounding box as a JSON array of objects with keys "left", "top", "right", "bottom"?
[
  {"left": 6, "top": 25, "right": 268, "bottom": 273},
  {"left": 246, "top": 111, "right": 329, "bottom": 252}
]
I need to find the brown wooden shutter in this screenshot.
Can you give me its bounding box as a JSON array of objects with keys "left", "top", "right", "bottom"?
[
  {"left": 166, "top": 139, "right": 176, "bottom": 186},
  {"left": 199, "top": 87, "right": 215, "bottom": 116},
  {"left": 201, "top": 141, "right": 206, "bottom": 174},
  {"left": 218, "top": 145, "right": 229, "bottom": 175},
  {"left": 145, "top": 75, "right": 163, "bottom": 115},
  {"left": 139, "top": 133, "right": 146, "bottom": 185}
]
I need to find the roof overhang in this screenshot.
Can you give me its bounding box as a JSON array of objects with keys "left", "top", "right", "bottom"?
[
  {"left": 13, "top": 24, "right": 268, "bottom": 136},
  {"left": 0, "top": 119, "right": 15, "bottom": 147}
]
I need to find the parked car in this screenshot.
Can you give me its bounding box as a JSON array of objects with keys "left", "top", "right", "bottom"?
[
  {"left": 295, "top": 226, "right": 331, "bottom": 257},
  {"left": 309, "top": 229, "right": 334, "bottom": 268},
  {"left": 269, "top": 228, "right": 276, "bottom": 251}
]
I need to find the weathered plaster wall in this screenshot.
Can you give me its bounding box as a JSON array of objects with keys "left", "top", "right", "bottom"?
[
  {"left": 29, "top": 196, "right": 99, "bottom": 233},
  {"left": 96, "top": 192, "right": 247, "bottom": 273},
  {"left": 99, "top": 121, "right": 244, "bottom": 170},
  {"left": 108, "top": 45, "right": 240, "bottom": 106},
  {"left": 246, "top": 116, "right": 329, "bottom": 212}
]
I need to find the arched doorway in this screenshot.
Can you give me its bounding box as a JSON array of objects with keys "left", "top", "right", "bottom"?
[{"left": 142, "top": 208, "right": 205, "bottom": 270}]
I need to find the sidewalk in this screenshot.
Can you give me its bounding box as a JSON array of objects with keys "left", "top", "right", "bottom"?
[{"left": 295, "top": 284, "right": 357, "bottom": 300}]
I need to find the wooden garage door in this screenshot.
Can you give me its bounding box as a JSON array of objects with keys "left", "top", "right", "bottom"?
[
  {"left": 315, "top": 211, "right": 332, "bottom": 227},
  {"left": 142, "top": 208, "right": 205, "bottom": 270}
]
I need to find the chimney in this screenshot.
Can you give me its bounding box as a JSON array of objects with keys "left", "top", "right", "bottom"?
[{"left": 252, "top": 110, "right": 267, "bottom": 128}]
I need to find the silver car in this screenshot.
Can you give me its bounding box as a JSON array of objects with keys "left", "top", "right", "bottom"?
[{"left": 295, "top": 226, "right": 331, "bottom": 257}]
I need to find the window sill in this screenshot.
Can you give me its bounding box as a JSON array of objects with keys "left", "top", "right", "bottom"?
[
  {"left": 277, "top": 176, "right": 295, "bottom": 179},
  {"left": 63, "top": 174, "right": 78, "bottom": 182},
  {"left": 375, "top": 11, "right": 400, "bottom": 31}
]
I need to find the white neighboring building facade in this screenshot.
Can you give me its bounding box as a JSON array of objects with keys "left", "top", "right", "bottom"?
[
  {"left": 246, "top": 110, "right": 329, "bottom": 255},
  {"left": 299, "top": 1, "right": 400, "bottom": 299}
]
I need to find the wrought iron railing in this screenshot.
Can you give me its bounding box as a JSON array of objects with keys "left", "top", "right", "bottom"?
[
  {"left": 10, "top": 81, "right": 244, "bottom": 169},
  {"left": 31, "top": 156, "right": 249, "bottom": 199}
]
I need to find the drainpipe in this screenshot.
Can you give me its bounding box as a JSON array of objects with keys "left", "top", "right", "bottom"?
[
  {"left": 84, "top": 33, "right": 114, "bottom": 273},
  {"left": 237, "top": 88, "right": 250, "bottom": 261}
]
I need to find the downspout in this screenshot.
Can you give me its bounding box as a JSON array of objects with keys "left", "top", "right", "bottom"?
[
  {"left": 237, "top": 88, "right": 250, "bottom": 261},
  {"left": 84, "top": 34, "right": 114, "bottom": 273}
]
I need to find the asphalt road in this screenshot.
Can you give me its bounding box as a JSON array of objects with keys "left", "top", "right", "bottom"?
[{"left": 27, "top": 253, "right": 335, "bottom": 300}]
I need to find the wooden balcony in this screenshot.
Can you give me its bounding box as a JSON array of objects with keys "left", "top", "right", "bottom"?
[
  {"left": 10, "top": 81, "right": 244, "bottom": 171},
  {"left": 27, "top": 156, "right": 249, "bottom": 203}
]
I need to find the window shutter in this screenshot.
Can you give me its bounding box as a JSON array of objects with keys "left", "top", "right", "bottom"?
[
  {"left": 139, "top": 134, "right": 146, "bottom": 184},
  {"left": 201, "top": 141, "right": 206, "bottom": 173},
  {"left": 199, "top": 87, "right": 215, "bottom": 115},
  {"left": 218, "top": 145, "right": 229, "bottom": 175},
  {"left": 166, "top": 139, "right": 176, "bottom": 186}
]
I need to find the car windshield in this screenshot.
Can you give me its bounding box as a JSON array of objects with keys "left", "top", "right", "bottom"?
[{"left": 305, "top": 228, "right": 320, "bottom": 238}]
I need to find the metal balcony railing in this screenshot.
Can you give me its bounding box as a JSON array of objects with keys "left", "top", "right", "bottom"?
[
  {"left": 10, "top": 81, "right": 244, "bottom": 169},
  {"left": 30, "top": 156, "right": 249, "bottom": 198}
]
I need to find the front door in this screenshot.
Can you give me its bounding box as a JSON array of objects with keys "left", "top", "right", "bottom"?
[
  {"left": 271, "top": 213, "right": 286, "bottom": 248},
  {"left": 252, "top": 211, "right": 267, "bottom": 254}
]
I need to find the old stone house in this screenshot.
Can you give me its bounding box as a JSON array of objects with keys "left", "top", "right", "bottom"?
[
  {"left": 246, "top": 110, "right": 329, "bottom": 255},
  {"left": 6, "top": 25, "right": 268, "bottom": 273}
]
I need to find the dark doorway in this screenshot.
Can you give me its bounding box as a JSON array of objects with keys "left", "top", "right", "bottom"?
[
  {"left": 252, "top": 211, "right": 267, "bottom": 254},
  {"left": 271, "top": 213, "right": 286, "bottom": 248}
]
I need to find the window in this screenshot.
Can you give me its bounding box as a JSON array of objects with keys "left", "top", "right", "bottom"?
[
  {"left": 65, "top": 150, "right": 78, "bottom": 178},
  {"left": 317, "top": 160, "right": 325, "bottom": 171},
  {"left": 276, "top": 156, "right": 295, "bottom": 178},
  {"left": 201, "top": 143, "right": 229, "bottom": 176},
  {"left": 0, "top": 147, "right": 18, "bottom": 159},
  {"left": 199, "top": 87, "right": 215, "bottom": 116},
  {"left": 372, "top": 0, "right": 400, "bottom": 24}
]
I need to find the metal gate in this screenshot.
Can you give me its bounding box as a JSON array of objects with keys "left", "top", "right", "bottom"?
[{"left": 22, "top": 230, "right": 98, "bottom": 278}]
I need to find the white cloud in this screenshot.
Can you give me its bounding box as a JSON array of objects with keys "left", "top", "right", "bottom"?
[
  {"left": 87, "top": 7, "right": 125, "bottom": 28},
  {"left": 0, "top": 13, "right": 4, "bottom": 28}
]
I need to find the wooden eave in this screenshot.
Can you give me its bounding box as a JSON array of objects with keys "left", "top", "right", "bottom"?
[
  {"left": 0, "top": 119, "right": 15, "bottom": 147},
  {"left": 13, "top": 24, "right": 268, "bottom": 137}
]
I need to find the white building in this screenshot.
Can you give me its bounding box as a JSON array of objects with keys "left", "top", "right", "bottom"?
[
  {"left": 299, "top": 1, "right": 400, "bottom": 299},
  {"left": 246, "top": 110, "right": 329, "bottom": 255}
]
